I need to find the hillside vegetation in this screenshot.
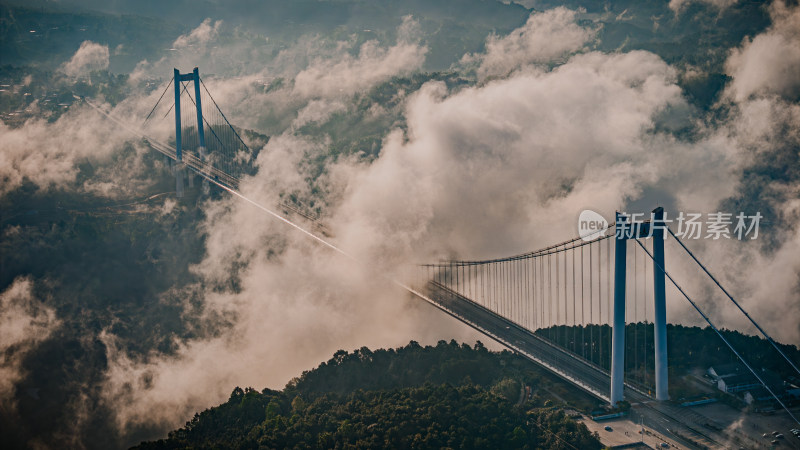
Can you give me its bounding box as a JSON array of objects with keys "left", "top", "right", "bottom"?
[{"left": 134, "top": 340, "right": 603, "bottom": 449}]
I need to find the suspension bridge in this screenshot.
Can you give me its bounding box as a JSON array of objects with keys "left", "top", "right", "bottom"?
[{"left": 82, "top": 68, "right": 800, "bottom": 449}]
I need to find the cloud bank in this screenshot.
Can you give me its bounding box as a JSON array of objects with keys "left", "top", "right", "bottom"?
[
  {"left": 0, "top": 107, "right": 139, "bottom": 196},
  {"left": 0, "top": 278, "right": 59, "bottom": 406},
  {"left": 463, "top": 7, "right": 596, "bottom": 80},
  {"left": 694, "top": 0, "right": 800, "bottom": 340},
  {"left": 724, "top": 1, "right": 800, "bottom": 102},
  {"left": 61, "top": 41, "right": 110, "bottom": 77},
  {"left": 669, "top": 0, "right": 739, "bottom": 14},
  {"left": 294, "top": 16, "right": 427, "bottom": 99}
]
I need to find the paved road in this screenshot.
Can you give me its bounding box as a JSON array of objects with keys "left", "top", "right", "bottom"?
[{"left": 422, "top": 281, "right": 739, "bottom": 450}]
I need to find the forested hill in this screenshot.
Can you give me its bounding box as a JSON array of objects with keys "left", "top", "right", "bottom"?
[{"left": 133, "top": 341, "right": 603, "bottom": 449}]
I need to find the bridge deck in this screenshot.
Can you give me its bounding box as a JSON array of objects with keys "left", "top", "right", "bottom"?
[{"left": 424, "top": 281, "right": 614, "bottom": 401}]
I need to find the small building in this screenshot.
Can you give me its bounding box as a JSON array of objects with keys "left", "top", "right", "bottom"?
[
  {"left": 718, "top": 373, "right": 760, "bottom": 393},
  {"left": 743, "top": 387, "right": 778, "bottom": 405},
  {"left": 707, "top": 362, "right": 746, "bottom": 379},
  {"left": 708, "top": 363, "right": 786, "bottom": 398}
]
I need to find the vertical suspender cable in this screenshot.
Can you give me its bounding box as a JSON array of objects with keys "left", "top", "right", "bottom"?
[
  {"left": 540, "top": 255, "right": 544, "bottom": 331},
  {"left": 598, "top": 240, "right": 603, "bottom": 368},
  {"left": 563, "top": 245, "right": 567, "bottom": 347},
  {"left": 572, "top": 247, "right": 576, "bottom": 353},
  {"left": 515, "top": 259, "right": 519, "bottom": 323},
  {"left": 494, "top": 262, "right": 498, "bottom": 314},
  {"left": 556, "top": 249, "right": 560, "bottom": 344},
  {"left": 503, "top": 261, "right": 507, "bottom": 318},
  {"left": 525, "top": 256, "right": 530, "bottom": 329},
  {"left": 456, "top": 262, "right": 459, "bottom": 296},
  {"left": 508, "top": 260, "right": 519, "bottom": 323},
  {"left": 644, "top": 240, "right": 649, "bottom": 390},
  {"left": 548, "top": 252, "right": 552, "bottom": 340},
  {"left": 607, "top": 236, "right": 612, "bottom": 369},
  {"left": 581, "top": 245, "right": 585, "bottom": 359},
  {"left": 635, "top": 244, "right": 640, "bottom": 386},
  {"left": 535, "top": 256, "right": 539, "bottom": 330},
  {"left": 589, "top": 242, "right": 594, "bottom": 363}
]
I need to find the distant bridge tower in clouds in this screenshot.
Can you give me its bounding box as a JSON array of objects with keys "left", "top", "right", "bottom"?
[
  {"left": 173, "top": 67, "right": 206, "bottom": 197},
  {"left": 611, "top": 208, "right": 668, "bottom": 405}
]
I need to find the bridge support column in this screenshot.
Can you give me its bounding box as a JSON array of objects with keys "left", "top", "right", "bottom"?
[
  {"left": 610, "top": 212, "right": 627, "bottom": 406},
  {"left": 192, "top": 67, "right": 206, "bottom": 150},
  {"left": 173, "top": 68, "right": 183, "bottom": 198},
  {"left": 652, "top": 207, "right": 669, "bottom": 400},
  {"left": 190, "top": 67, "right": 205, "bottom": 194}
]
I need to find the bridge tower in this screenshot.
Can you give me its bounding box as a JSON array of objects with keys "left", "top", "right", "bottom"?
[
  {"left": 610, "top": 208, "right": 669, "bottom": 406},
  {"left": 173, "top": 67, "right": 206, "bottom": 197},
  {"left": 652, "top": 207, "right": 669, "bottom": 401},
  {"left": 610, "top": 212, "right": 628, "bottom": 406}
]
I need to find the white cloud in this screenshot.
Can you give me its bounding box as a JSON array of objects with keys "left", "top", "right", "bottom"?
[
  {"left": 0, "top": 102, "right": 153, "bottom": 197},
  {"left": 0, "top": 109, "right": 112, "bottom": 195},
  {"left": 172, "top": 18, "right": 222, "bottom": 50},
  {"left": 61, "top": 41, "right": 110, "bottom": 77},
  {"left": 129, "top": 17, "right": 427, "bottom": 137},
  {"left": 668, "top": 0, "right": 739, "bottom": 14},
  {"left": 724, "top": 1, "right": 800, "bottom": 102},
  {"left": 333, "top": 50, "right": 706, "bottom": 262},
  {"left": 292, "top": 99, "right": 347, "bottom": 128},
  {"left": 293, "top": 16, "right": 427, "bottom": 99},
  {"left": 99, "top": 147, "right": 480, "bottom": 430},
  {"left": 129, "top": 19, "right": 232, "bottom": 83},
  {"left": 463, "top": 7, "right": 596, "bottom": 80},
  {"left": 0, "top": 278, "right": 59, "bottom": 406},
  {"left": 681, "top": 1, "right": 800, "bottom": 343}
]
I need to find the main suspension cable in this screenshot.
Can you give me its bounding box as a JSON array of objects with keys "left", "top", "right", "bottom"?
[
  {"left": 142, "top": 78, "right": 173, "bottom": 126},
  {"left": 633, "top": 238, "right": 799, "bottom": 426},
  {"left": 667, "top": 227, "right": 800, "bottom": 379}
]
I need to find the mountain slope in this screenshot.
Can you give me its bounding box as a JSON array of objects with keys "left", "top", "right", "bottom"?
[{"left": 133, "top": 341, "right": 603, "bottom": 449}]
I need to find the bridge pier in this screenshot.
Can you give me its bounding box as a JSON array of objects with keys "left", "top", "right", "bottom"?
[
  {"left": 199, "top": 147, "right": 209, "bottom": 194},
  {"left": 175, "top": 165, "right": 184, "bottom": 198},
  {"left": 610, "top": 212, "right": 627, "bottom": 406}
]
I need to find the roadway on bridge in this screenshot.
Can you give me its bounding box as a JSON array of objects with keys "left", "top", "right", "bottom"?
[{"left": 422, "top": 281, "right": 742, "bottom": 450}]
